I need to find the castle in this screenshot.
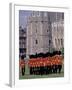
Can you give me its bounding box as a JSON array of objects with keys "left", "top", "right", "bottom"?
[{"left": 26, "top": 11, "right": 64, "bottom": 57}]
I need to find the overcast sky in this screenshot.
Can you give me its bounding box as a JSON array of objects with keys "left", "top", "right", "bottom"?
[
  {"left": 19, "top": 10, "right": 32, "bottom": 28},
  {"left": 19, "top": 10, "right": 64, "bottom": 28}
]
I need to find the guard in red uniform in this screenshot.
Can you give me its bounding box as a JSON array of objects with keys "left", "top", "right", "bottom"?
[{"left": 19, "top": 59, "right": 25, "bottom": 76}]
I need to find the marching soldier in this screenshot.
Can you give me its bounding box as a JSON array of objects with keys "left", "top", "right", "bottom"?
[
  {"left": 19, "top": 59, "right": 25, "bottom": 76},
  {"left": 28, "top": 54, "right": 63, "bottom": 75}
]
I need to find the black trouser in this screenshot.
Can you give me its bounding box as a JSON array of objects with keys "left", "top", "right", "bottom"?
[
  {"left": 22, "top": 67, "right": 25, "bottom": 76},
  {"left": 46, "top": 66, "right": 50, "bottom": 74},
  {"left": 40, "top": 66, "right": 44, "bottom": 75},
  {"left": 30, "top": 67, "right": 33, "bottom": 75},
  {"left": 58, "top": 65, "right": 62, "bottom": 73},
  {"left": 49, "top": 66, "right": 52, "bottom": 74},
  {"left": 55, "top": 65, "right": 58, "bottom": 73},
  {"left": 45, "top": 67, "right": 47, "bottom": 74},
  {"left": 52, "top": 65, "right": 56, "bottom": 73},
  {"left": 36, "top": 67, "right": 40, "bottom": 75}
]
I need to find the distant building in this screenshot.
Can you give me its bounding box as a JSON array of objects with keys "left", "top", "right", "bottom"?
[
  {"left": 26, "top": 11, "right": 64, "bottom": 56},
  {"left": 19, "top": 26, "right": 27, "bottom": 59},
  {"left": 52, "top": 20, "right": 64, "bottom": 51}
]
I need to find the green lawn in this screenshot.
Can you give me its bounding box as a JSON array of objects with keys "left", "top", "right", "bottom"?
[
  {"left": 19, "top": 72, "right": 64, "bottom": 79},
  {"left": 19, "top": 64, "right": 64, "bottom": 79}
]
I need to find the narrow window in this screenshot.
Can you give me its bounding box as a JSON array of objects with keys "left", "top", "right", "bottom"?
[
  {"left": 37, "top": 11, "right": 40, "bottom": 16},
  {"left": 55, "top": 39, "right": 57, "bottom": 46},
  {"left": 58, "top": 39, "right": 60, "bottom": 45},
  {"left": 36, "top": 40, "right": 38, "bottom": 44},
  {"left": 61, "top": 39, "right": 63, "bottom": 46},
  {"left": 49, "top": 40, "right": 51, "bottom": 45},
  {"left": 47, "top": 29, "right": 48, "bottom": 32}
]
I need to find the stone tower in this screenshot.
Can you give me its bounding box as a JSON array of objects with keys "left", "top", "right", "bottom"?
[{"left": 27, "top": 11, "right": 53, "bottom": 56}]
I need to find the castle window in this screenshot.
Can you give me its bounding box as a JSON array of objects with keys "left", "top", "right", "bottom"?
[
  {"left": 58, "top": 39, "right": 60, "bottom": 45},
  {"left": 47, "top": 29, "right": 48, "bottom": 32},
  {"left": 49, "top": 40, "right": 51, "bottom": 45},
  {"left": 41, "top": 21, "right": 43, "bottom": 23},
  {"left": 55, "top": 39, "right": 57, "bottom": 46},
  {"left": 37, "top": 11, "right": 40, "bottom": 16},
  {"left": 36, "top": 39, "right": 38, "bottom": 44},
  {"left": 61, "top": 39, "right": 63, "bottom": 46}
]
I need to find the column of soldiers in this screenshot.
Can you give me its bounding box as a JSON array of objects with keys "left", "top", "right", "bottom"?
[
  {"left": 19, "top": 51, "right": 63, "bottom": 76},
  {"left": 28, "top": 55, "right": 63, "bottom": 75}
]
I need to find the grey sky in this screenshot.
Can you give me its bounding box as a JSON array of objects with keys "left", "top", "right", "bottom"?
[
  {"left": 19, "top": 10, "right": 32, "bottom": 28},
  {"left": 19, "top": 10, "right": 64, "bottom": 28}
]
